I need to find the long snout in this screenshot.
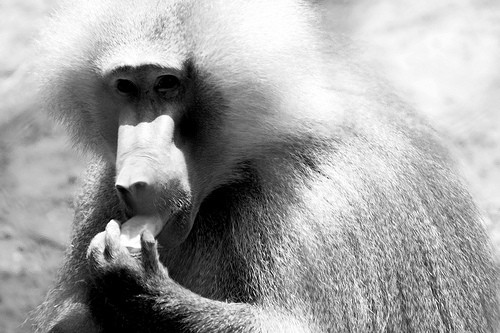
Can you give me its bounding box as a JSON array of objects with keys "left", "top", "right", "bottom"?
[{"left": 114, "top": 114, "right": 189, "bottom": 216}]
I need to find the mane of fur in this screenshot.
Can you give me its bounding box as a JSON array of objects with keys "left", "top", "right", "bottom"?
[
  {"left": 37, "top": 0, "right": 350, "bottom": 156},
  {"left": 33, "top": 1, "right": 499, "bottom": 332}
]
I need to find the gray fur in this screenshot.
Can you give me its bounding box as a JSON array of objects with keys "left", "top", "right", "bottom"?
[{"left": 33, "top": 0, "right": 499, "bottom": 332}]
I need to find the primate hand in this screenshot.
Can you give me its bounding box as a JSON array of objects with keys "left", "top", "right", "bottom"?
[{"left": 86, "top": 220, "right": 169, "bottom": 306}]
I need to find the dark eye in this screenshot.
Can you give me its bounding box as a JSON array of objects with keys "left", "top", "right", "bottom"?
[
  {"left": 116, "top": 79, "right": 138, "bottom": 96},
  {"left": 155, "top": 75, "right": 180, "bottom": 95}
]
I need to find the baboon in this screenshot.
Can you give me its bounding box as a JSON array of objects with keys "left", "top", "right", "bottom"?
[{"left": 33, "top": 0, "right": 499, "bottom": 332}]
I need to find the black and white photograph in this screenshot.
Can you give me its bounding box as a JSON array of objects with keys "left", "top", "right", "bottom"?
[{"left": 0, "top": 0, "right": 499, "bottom": 332}]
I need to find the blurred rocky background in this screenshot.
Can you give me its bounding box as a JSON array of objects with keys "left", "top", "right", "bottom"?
[{"left": 0, "top": 0, "right": 499, "bottom": 331}]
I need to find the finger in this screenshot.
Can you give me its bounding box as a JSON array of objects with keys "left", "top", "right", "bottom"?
[
  {"left": 104, "top": 220, "right": 121, "bottom": 259},
  {"left": 87, "top": 231, "right": 106, "bottom": 270},
  {"left": 140, "top": 230, "right": 160, "bottom": 274}
]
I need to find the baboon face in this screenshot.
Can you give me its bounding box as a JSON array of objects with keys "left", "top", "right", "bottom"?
[
  {"left": 101, "top": 63, "right": 192, "bottom": 240},
  {"left": 54, "top": 24, "right": 270, "bottom": 246},
  {"left": 89, "top": 57, "right": 239, "bottom": 246},
  {"left": 40, "top": 0, "right": 326, "bottom": 245}
]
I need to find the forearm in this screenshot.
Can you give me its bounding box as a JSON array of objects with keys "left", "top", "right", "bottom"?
[
  {"left": 135, "top": 292, "right": 260, "bottom": 333},
  {"left": 90, "top": 276, "right": 308, "bottom": 333},
  {"left": 150, "top": 294, "right": 310, "bottom": 333}
]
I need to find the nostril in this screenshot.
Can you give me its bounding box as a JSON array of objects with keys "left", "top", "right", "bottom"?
[
  {"left": 115, "top": 182, "right": 150, "bottom": 205},
  {"left": 116, "top": 182, "right": 148, "bottom": 195},
  {"left": 115, "top": 165, "right": 154, "bottom": 214},
  {"left": 115, "top": 184, "right": 136, "bottom": 214},
  {"left": 130, "top": 181, "right": 148, "bottom": 193},
  {"left": 115, "top": 185, "right": 128, "bottom": 194},
  {"left": 115, "top": 184, "right": 129, "bottom": 199}
]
